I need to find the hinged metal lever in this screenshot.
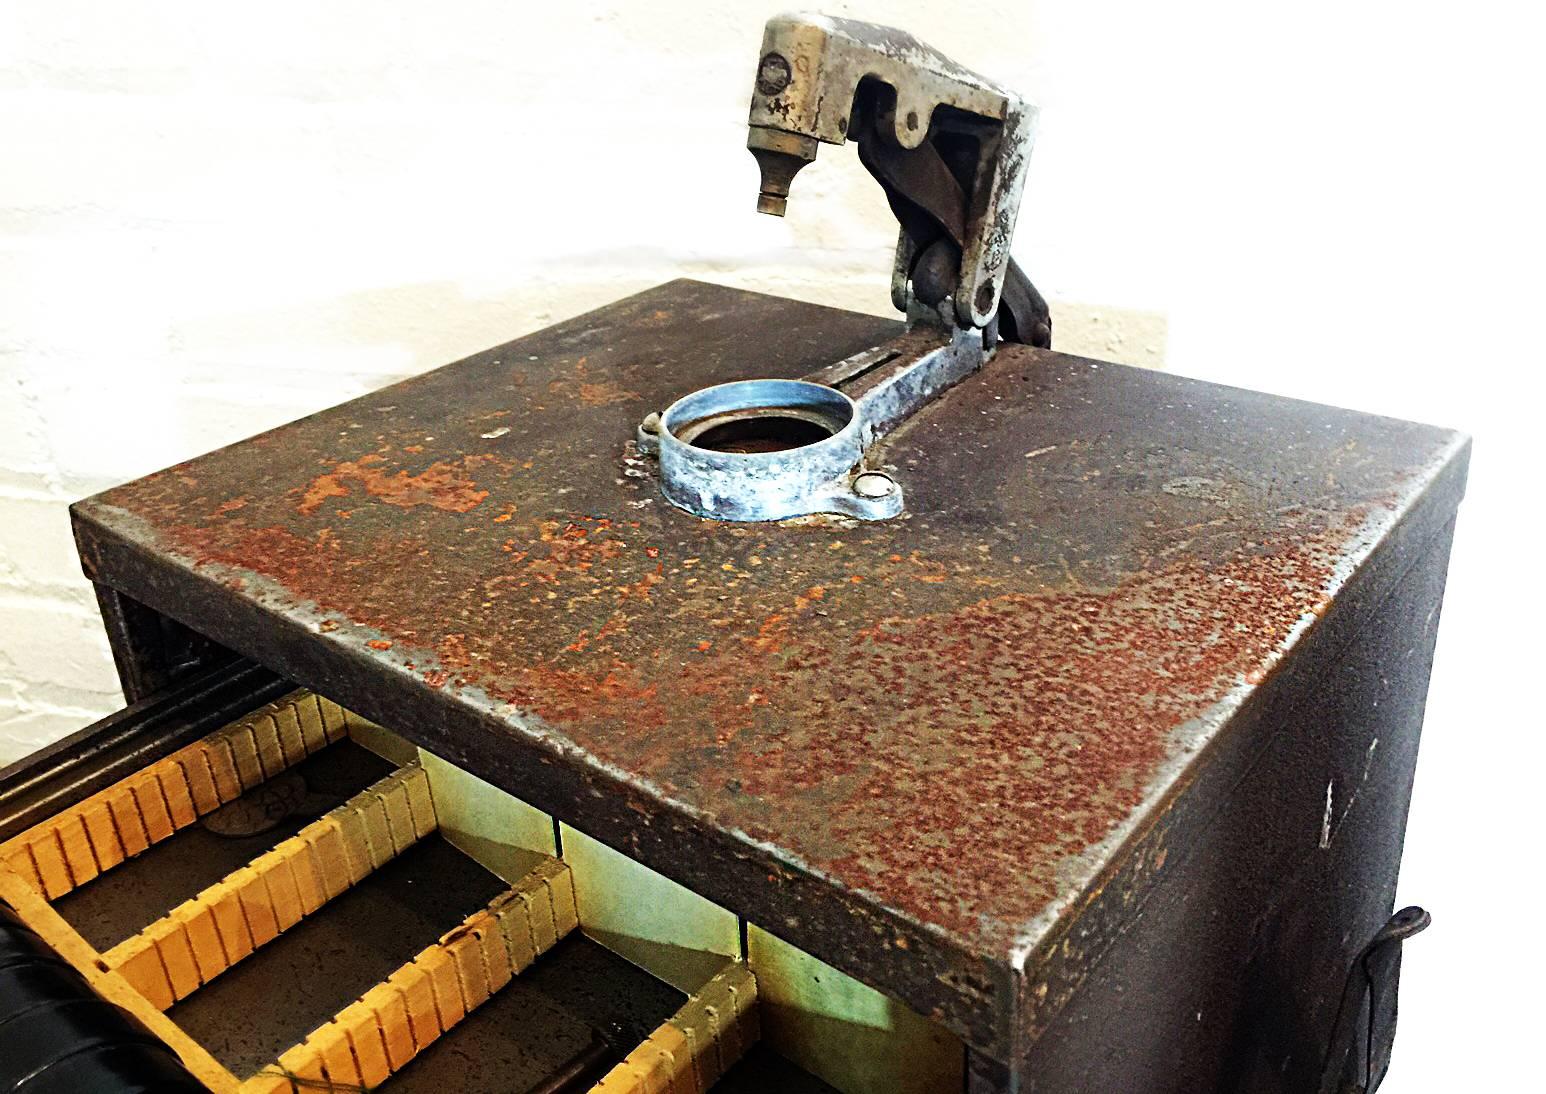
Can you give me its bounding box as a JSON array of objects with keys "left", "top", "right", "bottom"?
[
  {"left": 851, "top": 93, "right": 1052, "bottom": 348},
  {"left": 746, "top": 13, "right": 1051, "bottom": 346},
  {"left": 1317, "top": 905, "right": 1431, "bottom": 1094}
]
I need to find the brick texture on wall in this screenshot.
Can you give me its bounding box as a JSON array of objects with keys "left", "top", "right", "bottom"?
[{"left": 0, "top": 2, "right": 1166, "bottom": 764}]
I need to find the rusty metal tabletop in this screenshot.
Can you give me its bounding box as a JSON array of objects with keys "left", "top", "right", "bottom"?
[{"left": 71, "top": 280, "right": 1469, "bottom": 1062}]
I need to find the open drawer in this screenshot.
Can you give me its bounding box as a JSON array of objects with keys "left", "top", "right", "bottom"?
[{"left": 0, "top": 681, "right": 963, "bottom": 1094}]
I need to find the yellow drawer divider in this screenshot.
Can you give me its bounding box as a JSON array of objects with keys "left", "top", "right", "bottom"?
[
  {"left": 0, "top": 865, "right": 242, "bottom": 1094},
  {"left": 240, "top": 856, "right": 579, "bottom": 1093},
  {"left": 590, "top": 962, "right": 761, "bottom": 1094},
  {"left": 0, "top": 691, "right": 350, "bottom": 900},
  {"left": 105, "top": 762, "right": 437, "bottom": 1011}
]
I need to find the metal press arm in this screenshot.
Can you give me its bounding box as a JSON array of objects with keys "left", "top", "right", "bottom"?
[
  {"left": 636, "top": 14, "right": 1053, "bottom": 524},
  {"left": 747, "top": 13, "right": 1051, "bottom": 347}
]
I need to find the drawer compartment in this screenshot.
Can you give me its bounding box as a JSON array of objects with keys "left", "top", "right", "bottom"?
[{"left": 0, "top": 686, "right": 958, "bottom": 1093}]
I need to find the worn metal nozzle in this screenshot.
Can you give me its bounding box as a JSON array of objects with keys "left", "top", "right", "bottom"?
[
  {"left": 748, "top": 126, "right": 817, "bottom": 217},
  {"left": 756, "top": 187, "right": 790, "bottom": 217}
]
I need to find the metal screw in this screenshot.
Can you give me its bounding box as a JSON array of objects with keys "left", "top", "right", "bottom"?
[
  {"left": 853, "top": 472, "right": 896, "bottom": 498},
  {"left": 639, "top": 412, "right": 662, "bottom": 435},
  {"left": 756, "top": 52, "right": 792, "bottom": 95}
]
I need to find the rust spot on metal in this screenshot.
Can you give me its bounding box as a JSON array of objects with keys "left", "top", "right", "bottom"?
[
  {"left": 545, "top": 356, "right": 642, "bottom": 407},
  {"left": 298, "top": 452, "right": 495, "bottom": 515},
  {"left": 160, "top": 487, "right": 1356, "bottom": 948},
  {"left": 577, "top": 381, "right": 639, "bottom": 407}
]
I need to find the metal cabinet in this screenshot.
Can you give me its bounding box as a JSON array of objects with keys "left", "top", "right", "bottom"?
[{"left": 1, "top": 282, "right": 1467, "bottom": 1093}]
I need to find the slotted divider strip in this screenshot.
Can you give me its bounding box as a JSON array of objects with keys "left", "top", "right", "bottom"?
[
  {"left": 0, "top": 691, "right": 353, "bottom": 900},
  {"left": 0, "top": 865, "right": 242, "bottom": 1093},
  {"left": 1, "top": 695, "right": 777, "bottom": 1094},
  {"left": 103, "top": 763, "right": 438, "bottom": 1010},
  {"left": 589, "top": 962, "right": 761, "bottom": 1094},
  {"left": 239, "top": 857, "right": 580, "bottom": 1093}
]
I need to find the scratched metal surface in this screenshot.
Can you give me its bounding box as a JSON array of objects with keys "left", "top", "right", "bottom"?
[{"left": 71, "top": 280, "right": 1467, "bottom": 1057}]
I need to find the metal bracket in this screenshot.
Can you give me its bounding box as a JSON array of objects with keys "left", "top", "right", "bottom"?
[{"left": 638, "top": 327, "right": 981, "bottom": 522}]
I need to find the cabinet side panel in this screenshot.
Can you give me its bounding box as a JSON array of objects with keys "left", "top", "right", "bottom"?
[{"left": 1017, "top": 519, "right": 1456, "bottom": 1093}]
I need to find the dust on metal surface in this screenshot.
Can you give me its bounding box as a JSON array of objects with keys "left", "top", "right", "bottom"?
[{"left": 76, "top": 281, "right": 1459, "bottom": 967}]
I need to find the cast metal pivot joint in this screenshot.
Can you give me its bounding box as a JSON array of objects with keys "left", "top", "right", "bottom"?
[{"left": 639, "top": 13, "right": 1051, "bottom": 522}]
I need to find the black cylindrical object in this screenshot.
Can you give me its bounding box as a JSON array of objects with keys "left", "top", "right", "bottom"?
[{"left": 0, "top": 900, "right": 204, "bottom": 1093}]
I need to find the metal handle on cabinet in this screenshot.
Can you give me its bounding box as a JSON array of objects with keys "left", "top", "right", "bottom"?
[{"left": 1317, "top": 905, "right": 1431, "bottom": 1094}]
